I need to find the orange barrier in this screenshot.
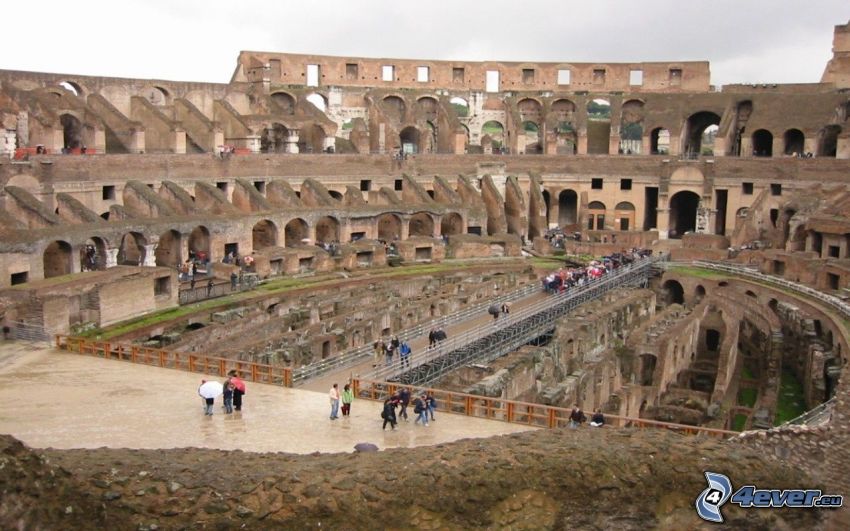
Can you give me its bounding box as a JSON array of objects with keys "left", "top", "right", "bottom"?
[
  {"left": 352, "top": 378, "right": 738, "bottom": 439},
  {"left": 55, "top": 335, "right": 292, "bottom": 387}
]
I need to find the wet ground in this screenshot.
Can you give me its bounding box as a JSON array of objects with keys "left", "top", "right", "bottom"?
[{"left": 0, "top": 342, "right": 533, "bottom": 453}]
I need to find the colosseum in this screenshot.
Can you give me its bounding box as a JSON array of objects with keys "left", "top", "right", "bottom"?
[{"left": 0, "top": 15, "right": 849, "bottom": 531}]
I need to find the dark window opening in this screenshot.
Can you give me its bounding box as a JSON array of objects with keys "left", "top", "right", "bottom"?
[
  {"left": 350, "top": 231, "right": 366, "bottom": 241},
  {"left": 592, "top": 69, "right": 606, "bottom": 84},
  {"left": 706, "top": 329, "right": 721, "bottom": 351},
  {"left": 643, "top": 187, "right": 658, "bottom": 231},
  {"left": 620, "top": 179, "right": 632, "bottom": 190},
  {"left": 345, "top": 63, "right": 359, "bottom": 80},
  {"left": 452, "top": 68, "right": 465, "bottom": 83},
  {"left": 773, "top": 260, "right": 785, "bottom": 276},
  {"left": 715, "top": 189, "right": 728, "bottom": 235},
  {"left": 522, "top": 69, "right": 535, "bottom": 83},
  {"left": 102, "top": 185, "right": 115, "bottom": 201},
  {"left": 770, "top": 208, "right": 779, "bottom": 228},
  {"left": 467, "top": 226, "right": 482, "bottom": 235},
  {"left": 224, "top": 242, "right": 238, "bottom": 257},
  {"left": 828, "top": 246, "right": 840, "bottom": 258},
  {"left": 770, "top": 183, "right": 782, "bottom": 196},
  {"left": 591, "top": 178, "right": 603, "bottom": 190},
  {"left": 154, "top": 276, "right": 171, "bottom": 296},
  {"left": 10, "top": 272, "right": 28, "bottom": 285},
  {"left": 253, "top": 181, "right": 266, "bottom": 194},
  {"left": 742, "top": 182, "right": 753, "bottom": 195},
  {"left": 669, "top": 69, "right": 682, "bottom": 85},
  {"left": 394, "top": 179, "right": 403, "bottom": 191},
  {"left": 216, "top": 182, "right": 228, "bottom": 194},
  {"left": 360, "top": 179, "right": 372, "bottom": 192},
  {"left": 827, "top": 273, "right": 840, "bottom": 290}
]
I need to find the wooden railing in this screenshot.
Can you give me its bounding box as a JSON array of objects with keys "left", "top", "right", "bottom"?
[
  {"left": 55, "top": 335, "right": 292, "bottom": 387},
  {"left": 352, "top": 378, "right": 739, "bottom": 439}
]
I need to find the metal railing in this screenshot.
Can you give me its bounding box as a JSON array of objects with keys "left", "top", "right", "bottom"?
[
  {"left": 54, "top": 336, "right": 292, "bottom": 387},
  {"left": 6, "top": 321, "right": 51, "bottom": 344},
  {"left": 290, "top": 281, "right": 542, "bottom": 385},
  {"left": 352, "top": 378, "right": 737, "bottom": 438},
  {"left": 367, "top": 255, "right": 660, "bottom": 385},
  {"left": 782, "top": 397, "right": 836, "bottom": 427}
]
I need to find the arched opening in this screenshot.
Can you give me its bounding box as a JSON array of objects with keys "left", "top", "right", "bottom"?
[
  {"left": 328, "top": 190, "right": 343, "bottom": 202},
  {"left": 684, "top": 111, "right": 721, "bottom": 156},
  {"left": 818, "top": 125, "right": 841, "bottom": 157},
  {"left": 118, "top": 232, "right": 147, "bottom": 266},
  {"left": 558, "top": 189, "right": 578, "bottom": 227},
  {"left": 409, "top": 212, "right": 434, "bottom": 237},
  {"left": 382, "top": 96, "right": 406, "bottom": 122},
  {"left": 745, "top": 290, "right": 757, "bottom": 299},
  {"left": 298, "top": 124, "right": 326, "bottom": 154},
  {"left": 620, "top": 100, "right": 644, "bottom": 154},
  {"left": 783, "top": 129, "right": 805, "bottom": 155},
  {"left": 662, "top": 279, "right": 685, "bottom": 305},
  {"left": 417, "top": 97, "right": 439, "bottom": 122},
  {"left": 751, "top": 129, "right": 773, "bottom": 157},
  {"left": 271, "top": 92, "right": 295, "bottom": 114},
  {"left": 586, "top": 98, "right": 611, "bottom": 154},
  {"left": 732, "top": 101, "right": 753, "bottom": 156},
  {"left": 144, "top": 86, "right": 169, "bottom": 106},
  {"left": 400, "top": 126, "right": 420, "bottom": 155},
  {"left": 43, "top": 240, "right": 72, "bottom": 278},
  {"left": 188, "top": 226, "right": 211, "bottom": 261},
  {"left": 377, "top": 213, "right": 402, "bottom": 240},
  {"left": 449, "top": 96, "right": 469, "bottom": 117},
  {"left": 541, "top": 190, "right": 551, "bottom": 226},
  {"left": 261, "top": 123, "right": 289, "bottom": 153},
  {"left": 79, "top": 237, "right": 107, "bottom": 271},
  {"left": 306, "top": 93, "right": 327, "bottom": 113},
  {"left": 252, "top": 219, "right": 278, "bottom": 250},
  {"left": 695, "top": 284, "right": 706, "bottom": 301},
  {"left": 424, "top": 121, "right": 437, "bottom": 153},
  {"left": 668, "top": 191, "right": 700, "bottom": 238},
  {"left": 705, "top": 329, "right": 721, "bottom": 351},
  {"left": 650, "top": 127, "right": 670, "bottom": 154},
  {"left": 520, "top": 121, "right": 540, "bottom": 154},
  {"left": 315, "top": 216, "right": 340, "bottom": 244},
  {"left": 441, "top": 212, "right": 464, "bottom": 236},
  {"left": 481, "top": 121, "right": 505, "bottom": 152},
  {"left": 553, "top": 99, "right": 577, "bottom": 154},
  {"left": 59, "top": 81, "right": 82, "bottom": 97},
  {"left": 155, "top": 230, "right": 182, "bottom": 268},
  {"left": 614, "top": 201, "right": 635, "bottom": 231},
  {"left": 587, "top": 201, "right": 606, "bottom": 230},
  {"left": 60, "top": 113, "right": 83, "bottom": 150},
  {"left": 639, "top": 354, "right": 657, "bottom": 386},
  {"left": 284, "top": 218, "right": 309, "bottom": 246}
]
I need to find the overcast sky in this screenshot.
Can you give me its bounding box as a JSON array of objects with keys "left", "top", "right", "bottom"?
[{"left": 4, "top": 0, "right": 848, "bottom": 87}]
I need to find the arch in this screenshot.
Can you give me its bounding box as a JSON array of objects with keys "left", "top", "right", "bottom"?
[
  {"left": 382, "top": 95, "right": 406, "bottom": 122},
  {"left": 155, "top": 229, "right": 182, "bottom": 268},
  {"left": 43, "top": 240, "right": 72, "bottom": 278},
  {"left": 252, "top": 219, "right": 278, "bottom": 250},
  {"left": 79, "top": 236, "right": 107, "bottom": 271},
  {"left": 449, "top": 96, "right": 469, "bottom": 117},
  {"left": 586, "top": 98, "right": 611, "bottom": 154},
  {"left": 650, "top": 127, "right": 670, "bottom": 154},
  {"left": 668, "top": 191, "right": 700, "bottom": 238},
  {"left": 818, "top": 125, "right": 841, "bottom": 157},
  {"left": 695, "top": 284, "right": 706, "bottom": 299},
  {"left": 261, "top": 122, "right": 289, "bottom": 153},
  {"left": 59, "top": 81, "right": 83, "bottom": 97},
  {"left": 745, "top": 290, "right": 757, "bottom": 298},
  {"left": 188, "top": 226, "right": 211, "bottom": 260},
  {"left": 751, "top": 129, "right": 773, "bottom": 157},
  {"left": 400, "top": 126, "right": 420, "bottom": 154},
  {"left": 118, "top": 232, "right": 147, "bottom": 266},
  {"left": 417, "top": 97, "right": 439, "bottom": 122},
  {"left": 731, "top": 101, "right": 753, "bottom": 156},
  {"left": 305, "top": 93, "right": 327, "bottom": 112},
  {"left": 520, "top": 120, "right": 541, "bottom": 154},
  {"left": 615, "top": 201, "right": 635, "bottom": 211},
  {"left": 284, "top": 218, "right": 309, "bottom": 246},
  {"left": 639, "top": 354, "right": 657, "bottom": 386},
  {"left": 615, "top": 201, "right": 636, "bottom": 231},
  {"left": 315, "top": 216, "right": 340, "bottom": 244},
  {"left": 662, "top": 279, "right": 685, "bottom": 305},
  {"left": 684, "top": 111, "right": 721, "bottom": 156},
  {"left": 270, "top": 91, "right": 295, "bottom": 114},
  {"left": 60, "top": 113, "right": 83, "bottom": 150},
  {"left": 588, "top": 201, "right": 607, "bottom": 209},
  {"left": 558, "top": 189, "right": 578, "bottom": 226},
  {"left": 441, "top": 212, "right": 464, "bottom": 236},
  {"left": 587, "top": 201, "right": 607, "bottom": 230},
  {"left": 551, "top": 98, "right": 576, "bottom": 120},
  {"left": 144, "top": 86, "right": 170, "bottom": 106},
  {"left": 299, "top": 123, "right": 326, "bottom": 154},
  {"left": 328, "top": 190, "right": 343, "bottom": 202},
  {"left": 409, "top": 212, "right": 435, "bottom": 237},
  {"left": 517, "top": 98, "right": 543, "bottom": 123},
  {"left": 620, "top": 100, "right": 645, "bottom": 154},
  {"left": 377, "top": 213, "right": 402, "bottom": 240},
  {"left": 481, "top": 121, "right": 505, "bottom": 152},
  {"left": 783, "top": 128, "right": 805, "bottom": 155}
]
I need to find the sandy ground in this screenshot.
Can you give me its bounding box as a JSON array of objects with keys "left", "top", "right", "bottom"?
[{"left": 0, "top": 341, "right": 533, "bottom": 454}]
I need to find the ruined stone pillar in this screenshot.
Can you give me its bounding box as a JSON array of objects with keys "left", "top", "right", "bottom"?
[
  {"left": 400, "top": 218, "right": 409, "bottom": 240},
  {"left": 92, "top": 130, "right": 106, "bottom": 154},
  {"left": 576, "top": 132, "right": 588, "bottom": 155},
  {"left": 143, "top": 244, "right": 157, "bottom": 267},
  {"left": 130, "top": 129, "right": 146, "bottom": 154},
  {"left": 172, "top": 130, "right": 187, "bottom": 154},
  {"left": 285, "top": 130, "right": 300, "bottom": 154},
  {"left": 656, "top": 207, "right": 670, "bottom": 239},
  {"left": 105, "top": 248, "right": 118, "bottom": 269},
  {"left": 246, "top": 135, "right": 261, "bottom": 154}
]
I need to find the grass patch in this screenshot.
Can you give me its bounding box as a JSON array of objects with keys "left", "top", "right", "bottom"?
[
  {"left": 737, "top": 387, "right": 757, "bottom": 407},
  {"left": 742, "top": 365, "right": 755, "bottom": 379},
  {"left": 774, "top": 368, "right": 806, "bottom": 426},
  {"left": 732, "top": 413, "right": 748, "bottom": 431},
  {"left": 665, "top": 265, "right": 729, "bottom": 280}
]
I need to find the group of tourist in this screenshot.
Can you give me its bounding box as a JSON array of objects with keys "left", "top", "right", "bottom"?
[
  {"left": 542, "top": 248, "right": 651, "bottom": 294},
  {"left": 328, "top": 383, "right": 355, "bottom": 419},
  {"left": 380, "top": 387, "right": 437, "bottom": 430},
  {"left": 568, "top": 404, "right": 606, "bottom": 428},
  {"left": 427, "top": 328, "right": 447, "bottom": 348},
  {"left": 373, "top": 336, "right": 413, "bottom": 368},
  {"left": 197, "top": 370, "right": 246, "bottom": 416}
]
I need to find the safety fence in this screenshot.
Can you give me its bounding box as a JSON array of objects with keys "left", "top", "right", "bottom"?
[
  {"left": 352, "top": 378, "right": 738, "bottom": 439},
  {"left": 54, "top": 335, "right": 292, "bottom": 387}
]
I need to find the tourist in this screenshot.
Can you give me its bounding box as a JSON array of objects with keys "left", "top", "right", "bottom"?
[
  {"left": 198, "top": 380, "right": 214, "bottom": 416},
  {"left": 568, "top": 405, "right": 585, "bottom": 428},
  {"left": 206, "top": 278, "right": 214, "bottom": 296},
  {"left": 428, "top": 329, "right": 437, "bottom": 349},
  {"left": 373, "top": 339, "right": 385, "bottom": 368},
  {"left": 397, "top": 387, "right": 411, "bottom": 421},
  {"left": 435, "top": 328, "right": 447, "bottom": 343},
  {"left": 426, "top": 391, "right": 437, "bottom": 422},
  {"left": 223, "top": 381, "right": 234, "bottom": 414},
  {"left": 399, "top": 341, "right": 411, "bottom": 369},
  {"left": 341, "top": 383, "right": 354, "bottom": 417},
  {"left": 385, "top": 341, "right": 395, "bottom": 367},
  {"left": 589, "top": 409, "right": 605, "bottom": 427},
  {"left": 381, "top": 397, "right": 397, "bottom": 430},
  {"left": 501, "top": 302, "right": 511, "bottom": 316},
  {"left": 230, "top": 271, "right": 238, "bottom": 290},
  {"left": 413, "top": 394, "right": 429, "bottom": 426},
  {"left": 329, "top": 383, "right": 340, "bottom": 420}
]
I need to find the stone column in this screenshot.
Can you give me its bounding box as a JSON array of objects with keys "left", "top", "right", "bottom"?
[
  {"left": 105, "top": 248, "right": 118, "bottom": 268},
  {"left": 656, "top": 208, "right": 670, "bottom": 239},
  {"left": 143, "top": 244, "right": 157, "bottom": 267},
  {"left": 285, "top": 130, "right": 300, "bottom": 154}
]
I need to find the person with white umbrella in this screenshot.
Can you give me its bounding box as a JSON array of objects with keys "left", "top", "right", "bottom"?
[{"left": 198, "top": 380, "right": 223, "bottom": 416}]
